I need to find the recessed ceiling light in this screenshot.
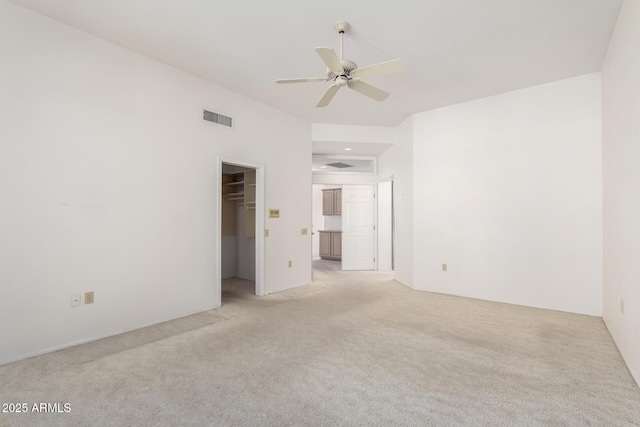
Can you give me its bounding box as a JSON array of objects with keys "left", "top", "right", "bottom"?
[{"left": 345, "top": 147, "right": 352, "bottom": 151}]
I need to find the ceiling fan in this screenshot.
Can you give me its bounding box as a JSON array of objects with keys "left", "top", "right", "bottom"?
[{"left": 276, "top": 21, "right": 407, "bottom": 108}]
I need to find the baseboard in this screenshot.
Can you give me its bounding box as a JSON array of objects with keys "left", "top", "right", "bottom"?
[
  {"left": 393, "top": 278, "right": 415, "bottom": 290},
  {"left": 266, "top": 280, "right": 311, "bottom": 295},
  {"left": 0, "top": 304, "right": 220, "bottom": 367},
  {"left": 602, "top": 315, "right": 640, "bottom": 388}
]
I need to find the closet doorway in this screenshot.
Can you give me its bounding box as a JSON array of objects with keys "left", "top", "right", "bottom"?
[{"left": 217, "top": 158, "right": 265, "bottom": 306}]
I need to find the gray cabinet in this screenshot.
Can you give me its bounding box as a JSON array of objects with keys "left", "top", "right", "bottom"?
[
  {"left": 322, "top": 188, "right": 342, "bottom": 215},
  {"left": 319, "top": 231, "right": 342, "bottom": 261}
]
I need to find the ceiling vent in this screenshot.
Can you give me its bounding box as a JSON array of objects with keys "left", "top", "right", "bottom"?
[
  {"left": 326, "top": 162, "right": 353, "bottom": 169},
  {"left": 203, "top": 109, "right": 233, "bottom": 128}
]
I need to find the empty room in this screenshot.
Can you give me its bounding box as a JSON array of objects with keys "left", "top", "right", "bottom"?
[{"left": 1, "top": 0, "right": 639, "bottom": 425}]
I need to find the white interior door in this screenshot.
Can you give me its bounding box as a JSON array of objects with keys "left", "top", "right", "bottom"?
[{"left": 342, "top": 184, "right": 375, "bottom": 271}]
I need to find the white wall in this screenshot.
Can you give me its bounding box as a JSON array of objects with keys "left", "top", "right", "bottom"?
[
  {"left": 378, "top": 117, "right": 414, "bottom": 287},
  {"left": 312, "top": 124, "right": 396, "bottom": 145},
  {"left": 0, "top": 1, "right": 311, "bottom": 365},
  {"left": 602, "top": 0, "right": 640, "bottom": 384},
  {"left": 324, "top": 215, "right": 342, "bottom": 231},
  {"left": 412, "top": 73, "right": 603, "bottom": 315},
  {"left": 312, "top": 173, "right": 378, "bottom": 185}
]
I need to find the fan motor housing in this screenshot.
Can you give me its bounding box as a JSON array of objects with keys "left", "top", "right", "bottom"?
[
  {"left": 340, "top": 59, "right": 357, "bottom": 72},
  {"left": 327, "top": 59, "right": 358, "bottom": 81}
]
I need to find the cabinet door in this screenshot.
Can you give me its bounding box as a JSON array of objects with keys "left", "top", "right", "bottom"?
[
  {"left": 319, "top": 232, "right": 331, "bottom": 258},
  {"left": 331, "top": 232, "right": 342, "bottom": 258},
  {"left": 334, "top": 189, "right": 342, "bottom": 215},
  {"left": 322, "top": 189, "right": 334, "bottom": 215}
]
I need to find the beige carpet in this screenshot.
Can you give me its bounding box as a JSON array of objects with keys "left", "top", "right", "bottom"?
[{"left": 1, "top": 260, "right": 639, "bottom": 426}]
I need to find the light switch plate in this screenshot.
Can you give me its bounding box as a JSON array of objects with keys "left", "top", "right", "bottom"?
[{"left": 85, "top": 291, "right": 94, "bottom": 304}]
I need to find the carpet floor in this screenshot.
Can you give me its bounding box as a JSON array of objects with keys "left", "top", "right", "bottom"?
[{"left": 1, "top": 260, "right": 639, "bottom": 426}]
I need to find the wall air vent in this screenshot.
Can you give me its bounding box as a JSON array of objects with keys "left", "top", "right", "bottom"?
[
  {"left": 203, "top": 109, "right": 233, "bottom": 128},
  {"left": 326, "top": 162, "right": 353, "bottom": 169}
]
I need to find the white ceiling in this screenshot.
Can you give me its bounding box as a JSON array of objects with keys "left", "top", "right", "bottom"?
[{"left": 10, "top": 0, "right": 622, "bottom": 135}]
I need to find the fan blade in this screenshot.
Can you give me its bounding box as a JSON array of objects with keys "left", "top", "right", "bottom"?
[
  {"left": 315, "top": 47, "right": 344, "bottom": 73},
  {"left": 347, "top": 80, "right": 389, "bottom": 102},
  {"left": 351, "top": 59, "right": 406, "bottom": 79},
  {"left": 316, "top": 85, "right": 340, "bottom": 108},
  {"left": 276, "top": 77, "right": 328, "bottom": 84}
]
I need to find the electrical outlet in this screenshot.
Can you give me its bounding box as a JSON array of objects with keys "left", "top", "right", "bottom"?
[
  {"left": 621, "top": 298, "right": 625, "bottom": 314},
  {"left": 301, "top": 228, "right": 308, "bottom": 235},
  {"left": 71, "top": 294, "right": 81, "bottom": 307},
  {"left": 85, "top": 291, "right": 94, "bottom": 304},
  {"left": 442, "top": 263, "right": 447, "bottom": 272},
  {"left": 288, "top": 260, "right": 292, "bottom": 268}
]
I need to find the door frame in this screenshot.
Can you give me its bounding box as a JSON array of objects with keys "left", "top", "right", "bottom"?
[
  {"left": 377, "top": 178, "right": 394, "bottom": 271},
  {"left": 216, "top": 156, "right": 265, "bottom": 306}
]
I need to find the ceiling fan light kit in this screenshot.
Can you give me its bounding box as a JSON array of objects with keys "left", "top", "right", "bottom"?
[{"left": 276, "top": 21, "right": 406, "bottom": 108}]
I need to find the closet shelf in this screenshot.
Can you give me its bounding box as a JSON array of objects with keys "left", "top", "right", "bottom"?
[{"left": 222, "top": 169, "right": 256, "bottom": 238}]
